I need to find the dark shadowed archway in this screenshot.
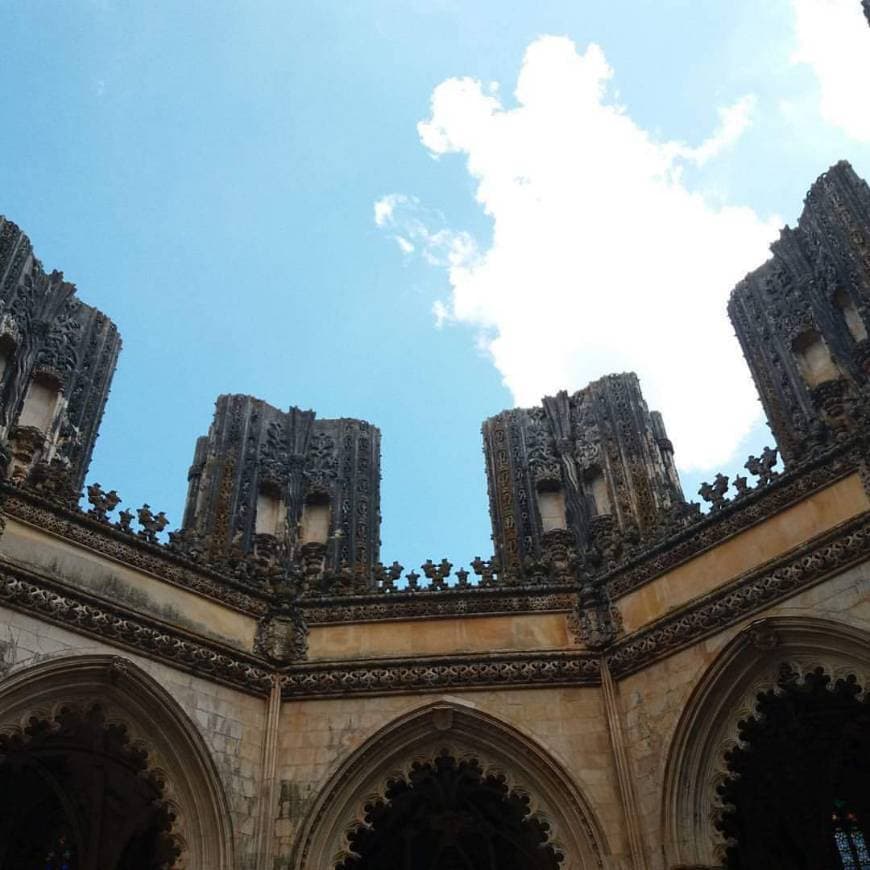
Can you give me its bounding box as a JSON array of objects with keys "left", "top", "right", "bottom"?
[
  {"left": 336, "top": 752, "right": 562, "bottom": 870},
  {"left": 293, "top": 700, "right": 607, "bottom": 870},
  {"left": 717, "top": 665, "right": 870, "bottom": 869},
  {"left": 0, "top": 702, "right": 179, "bottom": 870},
  {"left": 662, "top": 617, "right": 870, "bottom": 868},
  {"left": 0, "top": 655, "right": 235, "bottom": 870}
]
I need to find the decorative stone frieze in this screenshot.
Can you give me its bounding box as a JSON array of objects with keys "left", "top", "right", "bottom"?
[
  {"left": 281, "top": 650, "right": 601, "bottom": 699},
  {"left": 0, "top": 562, "right": 273, "bottom": 695},
  {"left": 607, "top": 511, "right": 870, "bottom": 677},
  {"left": 728, "top": 161, "right": 870, "bottom": 465}
]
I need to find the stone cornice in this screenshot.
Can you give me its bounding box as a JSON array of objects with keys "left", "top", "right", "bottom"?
[
  {"left": 0, "top": 441, "right": 862, "bottom": 629},
  {"left": 280, "top": 650, "right": 601, "bottom": 699},
  {"left": 302, "top": 588, "right": 576, "bottom": 624},
  {"left": 1, "top": 506, "right": 869, "bottom": 697},
  {"left": 1, "top": 486, "right": 270, "bottom": 616},
  {"left": 604, "top": 441, "right": 861, "bottom": 601},
  {"left": 0, "top": 560, "right": 273, "bottom": 696},
  {"left": 1, "top": 452, "right": 868, "bottom": 698},
  {"left": 606, "top": 511, "right": 870, "bottom": 678}
]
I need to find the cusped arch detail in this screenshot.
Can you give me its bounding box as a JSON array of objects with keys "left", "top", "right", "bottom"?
[
  {"left": 0, "top": 653, "right": 236, "bottom": 870},
  {"left": 661, "top": 616, "right": 870, "bottom": 868},
  {"left": 293, "top": 699, "right": 608, "bottom": 870}
]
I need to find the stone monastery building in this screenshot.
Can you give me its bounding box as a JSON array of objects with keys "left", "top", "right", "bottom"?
[{"left": 0, "top": 160, "right": 869, "bottom": 870}]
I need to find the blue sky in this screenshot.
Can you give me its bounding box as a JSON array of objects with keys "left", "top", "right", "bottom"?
[{"left": 1, "top": 1, "right": 869, "bottom": 574}]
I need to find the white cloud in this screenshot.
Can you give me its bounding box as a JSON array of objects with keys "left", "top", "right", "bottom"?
[
  {"left": 670, "top": 95, "right": 757, "bottom": 166},
  {"left": 373, "top": 193, "right": 479, "bottom": 269},
  {"left": 379, "top": 36, "right": 782, "bottom": 471},
  {"left": 791, "top": 0, "right": 870, "bottom": 142}
]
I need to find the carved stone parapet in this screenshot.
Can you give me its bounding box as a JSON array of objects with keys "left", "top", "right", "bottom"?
[
  {"left": 606, "top": 439, "right": 860, "bottom": 599},
  {"left": 1, "top": 484, "right": 270, "bottom": 614}
]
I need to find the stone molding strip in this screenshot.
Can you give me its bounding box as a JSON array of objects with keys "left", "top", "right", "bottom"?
[
  {"left": 1, "top": 497, "right": 869, "bottom": 698},
  {"left": 0, "top": 561, "right": 273, "bottom": 696},
  {"left": 606, "top": 511, "right": 870, "bottom": 678},
  {"left": 303, "top": 589, "right": 576, "bottom": 624},
  {"left": 303, "top": 442, "right": 861, "bottom": 624},
  {"left": 2, "top": 487, "right": 270, "bottom": 616},
  {"left": 281, "top": 650, "right": 601, "bottom": 699},
  {"left": 605, "top": 441, "right": 860, "bottom": 601}
]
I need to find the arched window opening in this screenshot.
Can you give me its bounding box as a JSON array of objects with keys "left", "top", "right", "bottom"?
[
  {"left": 255, "top": 485, "right": 285, "bottom": 537},
  {"left": 833, "top": 801, "right": 870, "bottom": 869},
  {"left": 792, "top": 330, "right": 841, "bottom": 387},
  {"left": 301, "top": 491, "right": 331, "bottom": 545},
  {"left": 834, "top": 290, "right": 868, "bottom": 343},
  {"left": 716, "top": 666, "right": 870, "bottom": 869},
  {"left": 337, "top": 753, "right": 562, "bottom": 870},
  {"left": 0, "top": 703, "right": 180, "bottom": 870},
  {"left": 18, "top": 373, "right": 61, "bottom": 433},
  {"left": 586, "top": 469, "right": 611, "bottom": 516},
  {"left": 536, "top": 481, "right": 567, "bottom": 532}
]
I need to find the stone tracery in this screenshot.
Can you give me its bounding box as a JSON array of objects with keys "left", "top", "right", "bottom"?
[
  {"left": 292, "top": 702, "right": 607, "bottom": 870},
  {"left": 0, "top": 655, "right": 236, "bottom": 870}
]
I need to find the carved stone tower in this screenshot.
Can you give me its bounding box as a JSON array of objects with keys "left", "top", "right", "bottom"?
[
  {"left": 728, "top": 161, "right": 870, "bottom": 465},
  {"left": 182, "top": 394, "right": 381, "bottom": 578},
  {"left": 0, "top": 216, "right": 121, "bottom": 492},
  {"left": 482, "top": 372, "right": 685, "bottom": 578}
]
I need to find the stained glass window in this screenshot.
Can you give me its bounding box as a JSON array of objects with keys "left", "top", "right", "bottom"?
[
  {"left": 43, "top": 832, "right": 74, "bottom": 870},
  {"left": 833, "top": 801, "right": 870, "bottom": 870}
]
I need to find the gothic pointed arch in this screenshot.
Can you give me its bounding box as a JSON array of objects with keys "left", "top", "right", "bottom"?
[
  {"left": 0, "top": 654, "right": 236, "bottom": 870},
  {"left": 292, "top": 699, "right": 608, "bottom": 870},
  {"left": 661, "top": 617, "right": 870, "bottom": 868}
]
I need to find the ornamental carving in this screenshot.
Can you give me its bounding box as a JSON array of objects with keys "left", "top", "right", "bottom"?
[
  {"left": 482, "top": 373, "right": 686, "bottom": 581},
  {"left": 0, "top": 217, "right": 121, "bottom": 491},
  {"left": 728, "top": 161, "right": 870, "bottom": 466}
]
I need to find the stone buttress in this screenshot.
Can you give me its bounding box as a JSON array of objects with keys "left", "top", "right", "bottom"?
[
  {"left": 482, "top": 372, "right": 686, "bottom": 580},
  {"left": 181, "top": 394, "right": 382, "bottom": 581},
  {"left": 0, "top": 216, "right": 121, "bottom": 493},
  {"left": 729, "top": 161, "right": 870, "bottom": 465}
]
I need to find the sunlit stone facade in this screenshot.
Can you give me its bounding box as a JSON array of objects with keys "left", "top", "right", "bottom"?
[{"left": 1, "top": 162, "right": 869, "bottom": 870}]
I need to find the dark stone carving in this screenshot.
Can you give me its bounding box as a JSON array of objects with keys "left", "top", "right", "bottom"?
[
  {"left": 86, "top": 482, "right": 121, "bottom": 521},
  {"left": 573, "top": 577, "right": 621, "bottom": 650},
  {"left": 482, "top": 373, "right": 685, "bottom": 580},
  {"left": 421, "top": 557, "right": 452, "bottom": 590},
  {"left": 728, "top": 162, "right": 870, "bottom": 465},
  {"left": 136, "top": 503, "right": 169, "bottom": 544},
  {"left": 864, "top": 0, "right": 870, "bottom": 26},
  {"left": 181, "top": 395, "right": 381, "bottom": 582},
  {"left": 0, "top": 217, "right": 121, "bottom": 491}
]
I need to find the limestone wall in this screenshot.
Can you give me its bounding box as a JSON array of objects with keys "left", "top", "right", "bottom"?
[
  {"left": 0, "top": 608, "right": 267, "bottom": 868},
  {"left": 617, "top": 559, "right": 870, "bottom": 868}
]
